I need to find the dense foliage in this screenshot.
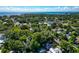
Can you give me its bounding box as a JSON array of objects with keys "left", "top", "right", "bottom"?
[{"left": 0, "top": 14, "right": 79, "bottom": 53}]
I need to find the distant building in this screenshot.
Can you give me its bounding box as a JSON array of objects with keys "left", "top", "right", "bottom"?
[
  {"left": 0, "top": 34, "right": 6, "bottom": 47},
  {"left": 15, "top": 22, "right": 20, "bottom": 25},
  {"left": 5, "top": 19, "right": 8, "bottom": 21},
  {"left": 29, "top": 27, "right": 33, "bottom": 31},
  {"left": 47, "top": 47, "right": 62, "bottom": 53},
  {"left": 75, "top": 36, "right": 79, "bottom": 44},
  {"left": 54, "top": 47, "right": 62, "bottom": 53},
  {"left": 44, "top": 21, "right": 54, "bottom": 26},
  {"left": 0, "top": 34, "right": 5, "bottom": 44},
  {"left": 3, "top": 22, "right": 7, "bottom": 24},
  {"left": 49, "top": 48, "right": 56, "bottom": 53}
]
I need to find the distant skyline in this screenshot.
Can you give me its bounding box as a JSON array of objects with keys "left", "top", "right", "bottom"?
[{"left": 0, "top": 6, "right": 79, "bottom": 12}]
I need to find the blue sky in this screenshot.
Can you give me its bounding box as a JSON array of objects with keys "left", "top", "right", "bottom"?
[{"left": 0, "top": 6, "right": 79, "bottom": 12}]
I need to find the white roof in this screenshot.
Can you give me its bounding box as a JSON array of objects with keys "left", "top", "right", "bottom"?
[
  {"left": 49, "top": 48, "right": 56, "bottom": 53},
  {"left": 54, "top": 48, "right": 62, "bottom": 53},
  {"left": 0, "top": 40, "right": 4, "bottom": 43},
  {"left": 48, "top": 47, "right": 62, "bottom": 53}
]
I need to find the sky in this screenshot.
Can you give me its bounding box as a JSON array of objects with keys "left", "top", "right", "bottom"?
[
  {"left": 0, "top": 0, "right": 79, "bottom": 6},
  {"left": 0, "top": 6, "right": 79, "bottom": 12}
]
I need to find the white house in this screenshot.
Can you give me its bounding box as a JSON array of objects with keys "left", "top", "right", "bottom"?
[{"left": 44, "top": 21, "right": 54, "bottom": 26}]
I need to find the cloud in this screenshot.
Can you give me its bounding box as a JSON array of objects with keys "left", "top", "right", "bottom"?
[{"left": 0, "top": 6, "right": 79, "bottom": 12}]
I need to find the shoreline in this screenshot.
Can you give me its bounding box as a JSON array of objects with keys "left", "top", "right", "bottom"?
[{"left": 0, "top": 12, "right": 79, "bottom": 16}]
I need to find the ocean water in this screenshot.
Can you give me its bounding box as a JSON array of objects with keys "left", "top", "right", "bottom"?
[{"left": 0, "top": 12, "right": 79, "bottom": 16}]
